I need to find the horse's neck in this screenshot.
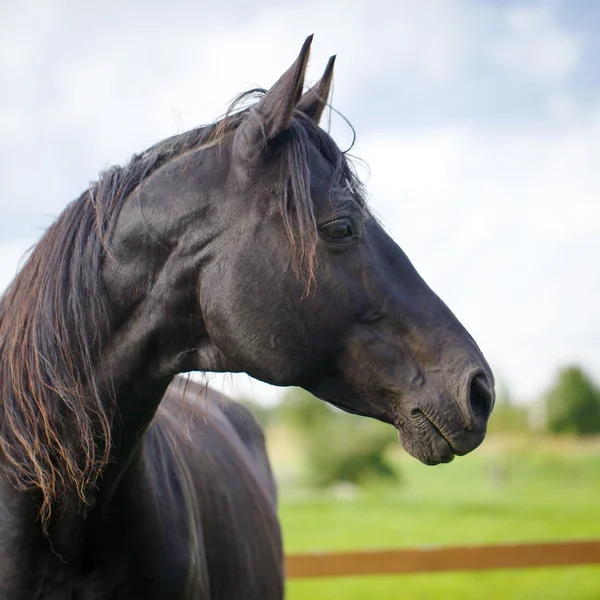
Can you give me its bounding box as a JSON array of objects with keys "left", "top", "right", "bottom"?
[
  {"left": 91, "top": 246, "right": 212, "bottom": 490},
  {"left": 0, "top": 220, "right": 205, "bottom": 530},
  {"left": 98, "top": 291, "right": 181, "bottom": 430},
  {"left": 92, "top": 380, "right": 171, "bottom": 516}
]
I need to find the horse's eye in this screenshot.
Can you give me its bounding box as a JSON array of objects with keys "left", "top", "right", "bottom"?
[{"left": 320, "top": 219, "right": 354, "bottom": 242}]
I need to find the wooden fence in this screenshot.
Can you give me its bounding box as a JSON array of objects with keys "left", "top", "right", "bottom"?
[{"left": 286, "top": 539, "right": 600, "bottom": 579}]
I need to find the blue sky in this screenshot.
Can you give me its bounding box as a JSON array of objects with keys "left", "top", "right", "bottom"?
[{"left": 1, "top": 0, "right": 599, "bottom": 404}]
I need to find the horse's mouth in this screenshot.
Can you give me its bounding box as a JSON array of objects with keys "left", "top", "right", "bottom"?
[{"left": 396, "top": 410, "right": 457, "bottom": 466}]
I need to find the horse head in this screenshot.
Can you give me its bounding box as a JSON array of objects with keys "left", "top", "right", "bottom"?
[{"left": 105, "top": 36, "right": 494, "bottom": 466}]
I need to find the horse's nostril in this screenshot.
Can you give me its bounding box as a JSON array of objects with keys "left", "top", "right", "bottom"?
[
  {"left": 409, "top": 407, "right": 420, "bottom": 418},
  {"left": 469, "top": 374, "right": 493, "bottom": 423}
]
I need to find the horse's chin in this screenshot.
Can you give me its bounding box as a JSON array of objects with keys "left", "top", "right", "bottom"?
[{"left": 396, "top": 423, "right": 456, "bottom": 466}]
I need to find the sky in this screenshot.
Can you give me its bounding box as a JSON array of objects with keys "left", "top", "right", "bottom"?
[{"left": 1, "top": 0, "right": 599, "bottom": 405}]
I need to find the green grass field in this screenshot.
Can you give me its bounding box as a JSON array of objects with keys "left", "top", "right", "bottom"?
[{"left": 276, "top": 435, "right": 600, "bottom": 599}]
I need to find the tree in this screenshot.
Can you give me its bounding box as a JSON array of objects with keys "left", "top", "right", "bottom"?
[
  {"left": 546, "top": 366, "right": 600, "bottom": 435},
  {"left": 277, "top": 388, "right": 399, "bottom": 488},
  {"left": 277, "top": 387, "right": 332, "bottom": 432},
  {"left": 237, "top": 397, "right": 277, "bottom": 430},
  {"left": 487, "top": 382, "right": 529, "bottom": 433}
]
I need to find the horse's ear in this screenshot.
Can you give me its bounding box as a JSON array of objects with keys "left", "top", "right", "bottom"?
[
  {"left": 234, "top": 35, "right": 312, "bottom": 161},
  {"left": 296, "top": 55, "right": 336, "bottom": 124}
]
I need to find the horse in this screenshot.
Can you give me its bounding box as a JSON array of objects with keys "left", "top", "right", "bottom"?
[
  {"left": 0, "top": 35, "right": 495, "bottom": 598},
  {"left": 0, "top": 375, "right": 283, "bottom": 598}
]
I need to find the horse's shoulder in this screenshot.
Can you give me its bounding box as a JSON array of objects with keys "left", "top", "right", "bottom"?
[{"left": 154, "top": 377, "right": 276, "bottom": 502}]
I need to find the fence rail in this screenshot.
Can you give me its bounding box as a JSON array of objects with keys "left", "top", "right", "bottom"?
[{"left": 286, "top": 539, "right": 600, "bottom": 579}]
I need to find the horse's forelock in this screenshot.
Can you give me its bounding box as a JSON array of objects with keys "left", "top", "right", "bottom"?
[{"left": 276, "top": 112, "right": 367, "bottom": 291}]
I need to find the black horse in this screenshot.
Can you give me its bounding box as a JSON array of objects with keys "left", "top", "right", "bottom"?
[
  {"left": 0, "top": 36, "right": 494, "bottom": 598},
  {"left": 0, "top": 376, "right": 283, "bottom": 598}
]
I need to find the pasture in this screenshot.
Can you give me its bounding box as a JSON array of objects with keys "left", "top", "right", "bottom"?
[{"left": 276, "top": 434, "right": 600, "bottom": 599}]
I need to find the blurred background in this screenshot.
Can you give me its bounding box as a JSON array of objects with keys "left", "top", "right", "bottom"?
[{"left": 1, "top": 1, "right": 599, "bottom": 597}]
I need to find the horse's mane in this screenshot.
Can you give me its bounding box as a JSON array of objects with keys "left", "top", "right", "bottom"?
[{"left": 0, "top": 92, "right": 364, "bottom": 525}]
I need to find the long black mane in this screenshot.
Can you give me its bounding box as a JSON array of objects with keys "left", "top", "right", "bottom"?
[{"left": 0, "top": 93, "right": 364, "bottom": 524}]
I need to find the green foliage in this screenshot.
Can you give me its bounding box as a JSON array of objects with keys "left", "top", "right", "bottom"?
[
  {"left": 237, "top": 396, "right": 277, "bottom": 430},
  {"left": 546, "top": 366, "right": 600, "bottom": 435},
  {"left": 278, "top": 388, "right": 399, "bottom": 488},
  {"left": 277, "top": 387, "right": 332, "bottom": 432},
  {"left": 487, "top": 383, "right": 529, "bottom": 433}
]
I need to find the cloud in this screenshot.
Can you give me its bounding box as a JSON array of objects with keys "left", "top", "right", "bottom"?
[
  {"left": 487, "top": 3, "right": 583, "bottom": 85},
  {"left": 0, "top": 242, "right": 33, "bottom": 292},
  {"left": 0, "top": 0, "right": 597, "bottom": 403}
]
